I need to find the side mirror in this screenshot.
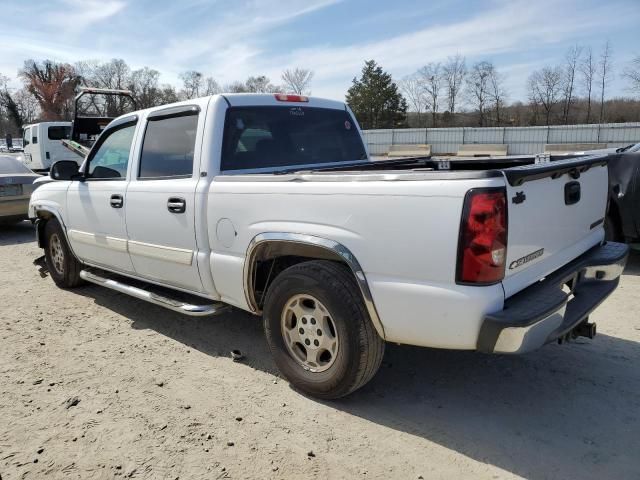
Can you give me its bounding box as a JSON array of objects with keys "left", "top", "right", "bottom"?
[{"left": 50, "top": 160, "right": 81, "bottom": 181}]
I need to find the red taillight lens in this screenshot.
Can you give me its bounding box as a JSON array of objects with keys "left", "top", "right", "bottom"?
[
  {"left": 457, "top": 188, "right": 508, "bottom": 284},
  {"left": 274, "top": 93, "right": 309, "bottom": 102}
]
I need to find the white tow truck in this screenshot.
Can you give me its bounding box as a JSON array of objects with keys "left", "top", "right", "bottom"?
[
  {"left": 29, "top": 93, "right": 629, "bottom": 398},
  {"left": 21, "top": 122, "right": 82, "bottom": 172}
]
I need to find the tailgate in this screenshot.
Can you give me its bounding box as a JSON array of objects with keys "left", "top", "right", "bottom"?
[{"left": 501, "top": 156, "right": 609, "bottom": 298}]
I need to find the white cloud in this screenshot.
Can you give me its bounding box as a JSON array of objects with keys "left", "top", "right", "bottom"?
[
  {"left": 46, "top": 0, "right": 126, "bottom": 32},
  {"left": 161, "top": 0, "right": 343, "bottom": 77},
  {"left": 246, "top": 0, "right": 638, "bottom": 99}
]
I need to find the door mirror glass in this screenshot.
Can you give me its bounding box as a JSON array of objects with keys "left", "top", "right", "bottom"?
[{"left": 50, "top": 160, "right": 80, "bottom": 181}]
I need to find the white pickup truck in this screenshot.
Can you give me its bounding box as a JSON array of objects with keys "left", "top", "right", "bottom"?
[{"left": 29, "top": 93, "right": 629, "bottom": 399}]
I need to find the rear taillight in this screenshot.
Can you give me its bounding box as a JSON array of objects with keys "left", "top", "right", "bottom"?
[
  {"left": 274, "top": 93, "right": 309, "bottom": 102},
  {"left": 456, "top": 188, "right": 508, "bottom": 285}
]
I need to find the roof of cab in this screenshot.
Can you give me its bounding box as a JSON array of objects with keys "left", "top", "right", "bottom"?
[
  {"left": 105, "top": 93, "right": 348, "bottom": 131},
  {"left": 221, "top": 93, "right": 346, "bottom": 110}
]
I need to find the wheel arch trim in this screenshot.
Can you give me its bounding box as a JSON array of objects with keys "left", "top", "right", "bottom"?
[
  {"left": 243, "top": 232, "right": 386, "bottom": 339},
  {"left": 32, "top": 204, "right": 77, "bottom": 258}
]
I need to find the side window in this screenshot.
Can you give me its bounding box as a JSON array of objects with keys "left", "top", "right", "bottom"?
[
  {"left": 32, "top": 128, "right": 38, "bottom": 144},
  {"left": 48, "top": 126, "right": 71, "bottom": 140},
  {"left": 23, "top": 128, "right": 30, "bottom": 147},
  {"left": 87, "top": 124, "right": 136, "bottom": 179},
  {"left": 138, "top": 114, "right": 198, "bottom": 179}
]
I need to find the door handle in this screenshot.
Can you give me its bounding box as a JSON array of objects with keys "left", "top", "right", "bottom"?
[
  {"left": 110, "top": 194, "right": 123, "bottom": 208},
  {"left": 564, "top": 181, "right": 581, "bottom": 205},
  {"left": 167, "top": 197, "right": 186, "bottom": 214}
]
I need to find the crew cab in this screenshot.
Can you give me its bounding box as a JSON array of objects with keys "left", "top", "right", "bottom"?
[{"left": 29, "top": 94, "right": 629, "bottom": 399}]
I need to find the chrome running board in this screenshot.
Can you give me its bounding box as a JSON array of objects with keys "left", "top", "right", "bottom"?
[{"left": 79, "top": 269, "right": 230, "bottom": 317}]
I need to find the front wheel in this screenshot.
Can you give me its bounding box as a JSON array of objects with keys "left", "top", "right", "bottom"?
[
  {"left": 44, "top": 219, "right": 84, "bottom": 288},
  {"left": 263, "top": 260, "right": 384, "bottom": 399}
]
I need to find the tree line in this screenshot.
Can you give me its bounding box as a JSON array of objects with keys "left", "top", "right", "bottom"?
[
  {"left": 0, "top": 60, "right": 314, "bottom": 134},
  {"left": 351, "top": 42, "right": 640, "bottom": 129},
  {"left": 1, "top": 41, "right": 639, "bottom": 135}
]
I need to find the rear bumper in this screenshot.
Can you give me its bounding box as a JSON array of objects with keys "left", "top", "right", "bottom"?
[{"left": 477, "top": 241, "right": 629, "bottom": 354}]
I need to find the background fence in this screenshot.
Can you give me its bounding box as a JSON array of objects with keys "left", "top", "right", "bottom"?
[{"left": 362, "top": 123, "right": 640, "bottom": 156}]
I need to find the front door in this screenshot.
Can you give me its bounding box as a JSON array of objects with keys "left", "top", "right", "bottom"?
[
  {"left": 125, "top": 106, "right": 204, "bottom": 292},
  {"left": 66, "top": 120, "right": 138, "bottom": 273}
]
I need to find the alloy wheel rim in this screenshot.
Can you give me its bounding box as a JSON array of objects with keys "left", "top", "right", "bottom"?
[
  {"left": 49, "top": 233, "right": 65, "bottom": 275},
  {"left": 281, "top": 294, "right": 339, "bottom": 373}
]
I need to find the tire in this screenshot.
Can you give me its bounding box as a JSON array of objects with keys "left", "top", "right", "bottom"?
[
  {"left": 604, "top": 215, "right": 622, "bottom": 242},
  {"left": 44, "top": 218, "right": 84, "bottom": 288},
  {"left": 263, "top": 260, "right": 384, "bottom": 399}
]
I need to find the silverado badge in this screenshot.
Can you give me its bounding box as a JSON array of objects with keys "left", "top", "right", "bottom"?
[{"left": 509, "top": 248, "right": 544, "bottom": 270}]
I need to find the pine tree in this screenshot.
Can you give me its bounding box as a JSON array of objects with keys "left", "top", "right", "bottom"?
[{"left": 346, "top": 60, "right": 407, "bottom": 129}]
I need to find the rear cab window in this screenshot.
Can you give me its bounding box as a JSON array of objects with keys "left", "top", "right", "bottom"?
[
  {"left": 221, "top": 106, "right": 367, "bottom": 172},
  {"left": 138, "top": 113, "right": 198, "bottom": 179},
  {"left": 48, "top": 126, "right": 71, "bottom": 140}
]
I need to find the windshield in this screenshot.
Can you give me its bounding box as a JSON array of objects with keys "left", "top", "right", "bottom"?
[
  {"left": 221, "top": 106, "right": 367, "bottom": 171},
  {"left": 0, "top": 155, "right": 33, "bottom": 174}
]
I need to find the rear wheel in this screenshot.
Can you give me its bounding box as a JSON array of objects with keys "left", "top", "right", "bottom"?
[
  {"left": 44, "top": 219, "right": 84, "bottom": 288},
  {"left": 263, "top": 260, "right": 384, "bottom": 399}
]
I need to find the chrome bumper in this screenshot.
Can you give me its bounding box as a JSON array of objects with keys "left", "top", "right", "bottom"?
[{"left": 477, "top": 242, "right": 629, "bottom": 354}]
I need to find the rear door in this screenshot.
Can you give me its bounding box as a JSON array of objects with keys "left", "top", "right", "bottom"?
[
  {"left": 501, "top": 157, "right": 609, "bottom": 297},
  {"left": 124, "top": 103, "right": 205, "bottom": 293}
]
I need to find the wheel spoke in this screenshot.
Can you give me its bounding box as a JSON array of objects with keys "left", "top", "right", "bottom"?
[
  {"left": 304, "top": 346, "right": 320, "bottom": 366},
  {"left": 283, "top": 323, "right": 303, "bottom": 347}
]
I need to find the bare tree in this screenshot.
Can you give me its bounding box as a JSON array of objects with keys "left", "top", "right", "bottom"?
[
  {"left": 598, "top": 40, "right": 613, "bottom": 123},
  {"left": 203, "top": 77, "right": 221, "bottom": 95},
  {"left": 399, "top": 73, "right": 426, "bottom": 127},
  {"left": 19, "top": 59, "right": 80, "bottom": 120},
  {"left": 562, "top": 45, "right": 582, "bottom": 124},
  {"left": 623, "top": 56, "right": 640, "bottom": 95},
  {"left": 442, "top": 54, "right": 466, "bottom": 120},
  {"left": 245, "top": 75, "right": 279, "bottom": 93},
  {"left": 418, "top": 63, "right": 442, "bottom": 127},
  {"left": 179, "top": 70, "right": 204, "bottom": 99},
  {"left": 466, "top": 61, "right": 493, "bottom": 126},
  {"left": 223, "top": 81, "right": 249, "bottom": 93},
  {"left": 528, "top": 66, "right": 563, "bottom": 126},
  {"left": 488, "top": 65, "right": 507, "bottom": 125},
  {"left": 159, "top": 84, "right": 179, "bottom": 105},
  {"left": 13, "top": 88, "right": 39, "bottom": 124},
  {"left": 129, "top": 67, "right": 162, "bottom": 109},
  {"left": 580, "top": 47, "right": 597, "bottom": 122},
  {"left": 281, "top": 68, "right": 313, "bottom": 95}
]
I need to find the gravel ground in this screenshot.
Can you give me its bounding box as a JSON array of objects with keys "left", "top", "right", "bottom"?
[{"left": 1, "top": 221, "right": 639, "bottom": 480}]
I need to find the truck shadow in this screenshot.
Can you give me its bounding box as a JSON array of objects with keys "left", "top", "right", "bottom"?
[
  {"left": 0, "top": 220, "right": 35, "bottom": 246},
  {"left": 76, "top": 275, "right": 640, "bottom": 480},
  {"left": 622, "top": 248, "right": 640, "bottom": 275}
]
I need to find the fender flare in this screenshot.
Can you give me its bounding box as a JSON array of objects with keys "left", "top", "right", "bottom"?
[
  {"left": 243, "top": 232, "right": 386, "bottom": 339},
  {"left": 32, "top": 204, "right": 77, "bottom": 257}
]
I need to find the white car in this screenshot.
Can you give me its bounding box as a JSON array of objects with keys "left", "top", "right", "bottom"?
[{"left": 29, "top": 94, "right": 629, "bottom": 398}]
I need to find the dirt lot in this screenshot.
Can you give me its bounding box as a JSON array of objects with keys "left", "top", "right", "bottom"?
[{"left": 1, "top": 221, "right": 639, "bottom": 480}]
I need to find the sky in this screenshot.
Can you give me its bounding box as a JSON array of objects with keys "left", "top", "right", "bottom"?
[{"left": 1, "top": 0, "right": 639, "bottom": 103}]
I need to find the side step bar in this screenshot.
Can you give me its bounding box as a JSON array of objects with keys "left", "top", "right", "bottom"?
[{"left": 79, "top": 269, "right": 230, "bottom": 317}]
